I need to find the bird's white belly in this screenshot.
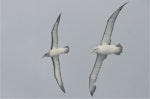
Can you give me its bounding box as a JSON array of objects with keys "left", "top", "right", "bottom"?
[
  {"left": 50, "top": 48, "right": 67, "bottom": 57},
  {"left": 97, "top": 45, "right": 119, "bottom": 55}
]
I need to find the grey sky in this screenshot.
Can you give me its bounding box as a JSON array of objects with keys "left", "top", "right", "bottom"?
[
  {"left": 0, "top": 0, "right": 1, "bottom": 98},
  {"left": 1, "top": 0, "right": 149, "bottom": 98}
]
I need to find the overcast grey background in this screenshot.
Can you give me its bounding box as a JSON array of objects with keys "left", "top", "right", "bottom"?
[
  {"left": 0, "top": 0, "right": 1, "bottom": 98},
  {"left": 1, "top": 0, "right": 149, "bottom": 98}
]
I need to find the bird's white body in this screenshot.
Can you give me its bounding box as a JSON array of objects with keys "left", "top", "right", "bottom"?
[
  {"left": 50, "top": 47, "right": 69, "bottom": 57},
  {"left": 94, "top": 44, "right": 122, "bottom": 55}
]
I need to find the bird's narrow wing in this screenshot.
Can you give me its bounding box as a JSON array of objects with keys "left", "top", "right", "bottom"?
[
  {"left": 51, "top": 14, "right": 61, "bottom": 49},
  {"left": 51, "top": 56, "right": 65, "bottom": 93},
  {"left": 101, "top": 2, "right": 127, "bottom": 45},
  {"left": 89, "top": 54, "right": 107, "bottom": 96}
]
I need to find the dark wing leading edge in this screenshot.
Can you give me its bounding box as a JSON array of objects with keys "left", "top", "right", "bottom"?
[
  {"left": 101, "top": 2, "right": 127, "bottom": 45},
  {"left": 51, "top": 56, "right": 65, "bottom": 93},
  {"left": 51, "top": 14, "right": 61, "bottom": 49},
  {"left": 89, "top": 54, "right": 107, "bottom": 96}
]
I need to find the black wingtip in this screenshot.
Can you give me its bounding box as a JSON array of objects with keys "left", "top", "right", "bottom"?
[
  {"left": 60, "top": 84, "right": 65, "bottom": 93},
  {"left": 90, "top": 91, "right": 94, "bottom": 97},
  {"left": 56, "top": 13, "right": 61, "bottom": 23},
  {"left": 58, "top": 13, "right": 61, "bottom": 18},
  {"left": 123, "top": 2, "right": 128, "bottom": 7},
  {"left": 115, "top": 2, "right": 128, "bottom": 15},
  {"left": 55, "top": 78, "right": 65, "bottom": 93},
  {"left": 90, "top": 86, "right": 96, "bottom": 96},
  {"left": 120, "top": 2, "right": 128, "bottom": 9}
]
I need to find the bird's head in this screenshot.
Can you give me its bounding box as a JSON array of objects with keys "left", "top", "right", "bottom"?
[
  {"left": 41, "top": 52, "right": 50, "bottom": 58},
  {"left": 90, "top": 47, "right": 99, "bottom": 54}
]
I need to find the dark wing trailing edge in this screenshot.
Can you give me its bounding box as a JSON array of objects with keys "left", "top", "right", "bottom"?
[
  {"left": 51, "top": 13, "right": 61, "bottom": 49},
  {"left": 100, "top": 2, "right": 127, "bottom": 45},
  {"left": 51, "top": 56, "right": 65, "bottom": 93},
  {"left": 89, "top": 54, "right": 107, "bottom": 96}
]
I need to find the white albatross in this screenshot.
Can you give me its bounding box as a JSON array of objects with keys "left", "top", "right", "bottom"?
[
  {"left": 89, "top": 3, "right": 127, "bottom": 96},
  {"left": 42, "top": 14, "right": 69, "bottom": 93}
]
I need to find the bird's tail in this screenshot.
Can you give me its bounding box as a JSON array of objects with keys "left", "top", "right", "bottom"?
[
  {"left": 64, "top": 46, "right": 69, "bottom": 53},
  {"left": 115, "top": 43, "right": 123, "bottom": 55}
]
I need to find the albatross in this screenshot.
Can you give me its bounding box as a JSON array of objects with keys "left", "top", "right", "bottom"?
[
  {"left": 89, "top": 3, "right": 127, "bottom": 96},
  {"left": 42, "top": 14, "right": 69, "bottom": 93}
]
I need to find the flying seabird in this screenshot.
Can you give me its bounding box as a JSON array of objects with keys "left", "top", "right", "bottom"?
[
  {"left": 42, "top": 14, "right": 69, "bottom": 93},
  {"left": 89, "top": 3, "right": 127, "bottom": 96}
]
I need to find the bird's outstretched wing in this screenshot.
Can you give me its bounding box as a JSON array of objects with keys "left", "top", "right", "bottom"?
[
  {"left": 101, "top": 2, "right": 127, "bottom": 45},
  {"left": 51, "top": 14, "right": 61, "bottom": 49},
  {"left": 51, "top": 56, "right": 65, "bottom": 93},
  {"left": 89, "top": 54, "right": 107, "bottom": 96}
]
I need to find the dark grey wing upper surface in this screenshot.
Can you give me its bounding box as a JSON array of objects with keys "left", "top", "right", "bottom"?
[
  {"left": 51, "top": 56, "right": 65, "bottom": 93},
  {"left": 51, "top": 14, "right": 61, "bottom": 49},
  {"left": 101, "top": 3, "right": 127, "bottom": 45},
  {"left": 89, "top": 54, "right": 107, "bottom": 96}
]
